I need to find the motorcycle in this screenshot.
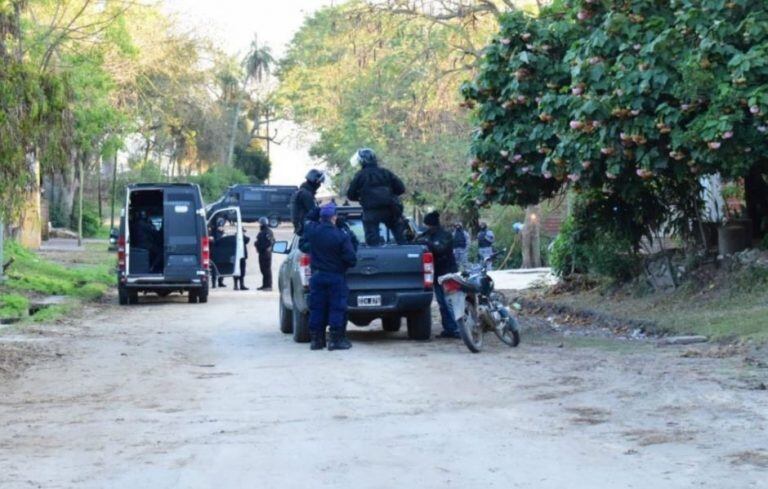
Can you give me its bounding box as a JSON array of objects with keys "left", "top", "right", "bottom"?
[{"left": 438, "top": 252, "right": 520, "bottom": 353}]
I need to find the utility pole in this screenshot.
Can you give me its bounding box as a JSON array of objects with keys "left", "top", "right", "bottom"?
[{"left": 0, "top": 218, "right": 5, "bottom": 283}]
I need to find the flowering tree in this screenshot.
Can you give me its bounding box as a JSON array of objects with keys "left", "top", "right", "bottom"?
[{"left": 463, "top": 0, "right": 768, "bottom": 244}]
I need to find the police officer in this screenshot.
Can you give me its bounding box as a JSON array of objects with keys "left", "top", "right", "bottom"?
[
  {"left": 209, "top": 217, "right": 226, "bottom": 288},
  {"left": 417, "top": 212, "right": 460, "bottom": 339},
  {"left": 477, "top": 222, "right": 496, "bottom": 270},
  {"left": 255, "top": 217, "right": 274, "bottom": 291},
  {"left": 303, "top": 203, "right": 357, "bottom": 351},
  {"left": 453, "top": 223, "right": 469, "bottom": 268},
  {"left": 291, "top": 169, "right": 326, "bottom": 235},
  {"left": 346, "top": 148, "right": 407, "bottom": 246}
]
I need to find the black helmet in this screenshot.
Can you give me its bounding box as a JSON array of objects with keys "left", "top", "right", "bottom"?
[
  {"left": 357, "top": 148, "right": 377, "bottom": 167},
  {"left": 305, "top": 169, "right": 326, "bottom": 184},
  {"left": 259, "top": 217, "right": 269, "bottom": 226}
]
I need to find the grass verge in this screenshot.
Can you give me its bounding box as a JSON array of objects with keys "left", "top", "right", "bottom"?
[
  {"left": 534, "top": 265, "right": 768, "bottom": 343},
  {"left": 1, "top": 240, "right": 115, "bottom": 323}
]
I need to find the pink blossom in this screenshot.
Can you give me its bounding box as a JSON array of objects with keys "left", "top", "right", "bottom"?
[
  {"left": 512, "top": 154, "right": 523, "bottom": 162},
  {"left": 577, "top": 11, "right": 590, "bottom": 21},
  {"left": 568, "top": 173, "right": 581, "bottom": 182},
  {"left": 526, "top": 44, "right": 534, "bottom": 50},
  {"left": 633, "top": 44, "right": 642, "bottom": 51},
  {"left": 521, "top": 33, "right": 532, "bottom": 41},
  {"left": 500, "top": 150, "right": 509, "bottom": 157},
  {"left": 681, "top": 104, "right": 690, "bottom": 111},
  {"left": 570, "top": 120, "right": 584, "bottom": 130},
  {"left": 708, "top": 141, "right": 721, "bottom": 150},
  {"left": 750, "top": 105, "right": 761, "bottom": 115},
  {"left": 582, "top": 160, "right": 592, "bottom": 169},
  {"left": 630, "top": 109, "right": 640, "bottom": 116},
  {"left": 616, "top": 89, "right": 624, "bottom": 96},
  {"left": 517, "top": 95, "right": 527, "bottom": 103},
  {"left": 758, "top": 126, "right": 768, "bottom": 133},
  {"left": 543, "top": 171, "right": 553, "bottom": 179},
  {"left": 572, "top": 86, "right": 584, "bottom": 96},
  {"left": 601, "top": 147, "right": 614, "bottom": 155},
  {"left": 501, "top": 38, "right": 511, "bottom": 45},
  {"left": 606, "top": 172, "right": 617, "bottom": 180},
  {"left": 521, "top": 166, "right": 532, "bottom": 174},
  {"left": 592, "top": 120, "right": 601, "bottom": 128},
  {"left": 723, "top": 131, "right": 734, "bottom": 139},
  {"left": 620, "top": 132, "right": 629, "bottom": 140}
]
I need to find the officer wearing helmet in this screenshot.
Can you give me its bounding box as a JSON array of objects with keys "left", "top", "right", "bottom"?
[
  {"left": 346, "top": 148, "right": 407, "bottom": 246},
  {"left": 291, "top": 169, "right": 326, "bottom": 236},
  {"left": 255, "top": 216, "right": 275, "bottom": 291}
]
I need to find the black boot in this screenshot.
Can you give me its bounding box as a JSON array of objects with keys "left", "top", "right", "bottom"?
[
  {"left": 327, "top": 329, "right": 351, "bottom": 351},
  {"left": 310, "top": 331, "right": 326, "bottom": 350},
  {"left": 218, "top": 278, "right": 226, "bottom": 288}
]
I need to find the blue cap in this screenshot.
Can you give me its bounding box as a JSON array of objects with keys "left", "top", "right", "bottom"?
[{"left": 320, "top": 203, "right": 337, "bottom": 219}]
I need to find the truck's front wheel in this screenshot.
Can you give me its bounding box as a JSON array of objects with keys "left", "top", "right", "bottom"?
[
  {"left": 292, "top": 304, "right": 311, "bottom": 343},
  {"left": 279, "top": 296, "right": 293, "bottom": 334},
  {"left": 407, "top": 308, "right": 432, "bottom": 341}
]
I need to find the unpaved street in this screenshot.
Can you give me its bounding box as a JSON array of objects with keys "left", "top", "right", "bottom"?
[{"left": 1, "top": 248, "right": 767, "bottom": 488}]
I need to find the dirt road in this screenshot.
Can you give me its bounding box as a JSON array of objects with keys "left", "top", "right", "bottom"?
[{"left": 1, "top": 244, "right": 766, "bottom": 488}]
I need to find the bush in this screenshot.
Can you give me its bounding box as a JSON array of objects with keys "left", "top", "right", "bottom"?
[
  {"left": 550, "top": 216, "right": 640, "bottom": 282},
  {"left": 71, "top": 200, "right": 102, "bottom": 238}
]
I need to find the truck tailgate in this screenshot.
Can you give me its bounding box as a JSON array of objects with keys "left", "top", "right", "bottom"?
[{"left": 347, "top": 245, "right": 426, "bottom": 291}]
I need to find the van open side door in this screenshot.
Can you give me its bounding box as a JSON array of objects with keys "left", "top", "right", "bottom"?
[{"left": 207, "top": 207, "right": 244, "bottom": 277}]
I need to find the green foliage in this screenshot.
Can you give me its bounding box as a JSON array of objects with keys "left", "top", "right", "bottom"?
[
  {"left": 277, "top": 1, "right": 494, "bottom": 208},
  {"left": 71, "top": 201, "right": 103, "bottom": 238},
  {"left": 189, "top": 165, "right": 250, "bottom": 203},
  {"left": 2, "top": 240, "right": 114, "bottom": 297},
  {"left": 463, "top": 1, "right": 768, "bottom": 247},
  {"left": 0, "top": 293, "right": 29, "bottom": 319},
  {"left": 233, "top": 143, "right": 270, "bottom": 183},
  {"left": 550, "top": 215, "right": 640, "bottom": 282}
]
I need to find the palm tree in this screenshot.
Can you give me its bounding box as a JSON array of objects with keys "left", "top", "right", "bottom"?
[{"left": 226, "top": 35, "right": 274, "bottom": 166}]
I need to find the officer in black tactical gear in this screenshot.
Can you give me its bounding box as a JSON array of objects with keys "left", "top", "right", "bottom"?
[
  {"left": 346, "top": 148, "right": 407, "bottom": 246},
  {"left": 255, "top": 216, "right": 274, "bottom": 291},
  {"left": 291, "top": 169, "right": 326, "bottom": 236}
]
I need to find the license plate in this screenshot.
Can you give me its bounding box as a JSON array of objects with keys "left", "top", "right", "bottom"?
[{"left": 357, "top": 295, "right": 382, "bottom": 307}]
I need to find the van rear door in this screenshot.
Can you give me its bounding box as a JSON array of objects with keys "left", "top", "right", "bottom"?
[
  {"left": 163, "top": 190, "right": 201, "bottom": 281},
  {"left": 207, "top": 207, "right": 244, "bottom": 277}
]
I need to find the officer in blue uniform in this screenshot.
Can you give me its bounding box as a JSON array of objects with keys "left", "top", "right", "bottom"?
[{"left": 304, "top": 203, "right": 358, "bottom": 351}]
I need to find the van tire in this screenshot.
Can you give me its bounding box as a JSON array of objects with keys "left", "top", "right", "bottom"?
[
  {"left": 382, "top": 317, "right": 401, "bottom": 332},
  {"left": 188, "top": 290, "right": 199, "bottom": 303},
  {"left": 292, "top": 305, "right": 311, "bottom": 343},
  {"left": 118, "top": 288, "right": 129, "bottom": 306},
  {"left": 198, "top": 284, "right": 209, "bottom": 304},
  {"left": 279, "top": 297, "right": 293, "bottom": 334},
  {"left": 407, "top": 308, "right": 432, "bottom": 341},
  {"left": 128, "top": 291, "right": 139, "bottom": 305},
  {"left": 269, "top": 216, "right": 279, "bottom": 228}
]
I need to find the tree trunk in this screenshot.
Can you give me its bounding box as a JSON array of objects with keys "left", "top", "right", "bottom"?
[
  {"left": 61, "top": 152, "right": 79, "bottom": 229},
  {"left": 97, "top": 156, "right": 103, "bottom": 221},
  {"left": 522, "top": 205, "right": 541, "bottom": 269},
  {"left": 77, "top": 157, "right": 84, "bottom": 247}
]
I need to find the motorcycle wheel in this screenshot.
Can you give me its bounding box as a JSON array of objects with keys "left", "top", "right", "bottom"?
[
  {"left": 495, "top": 316, "right": 521, "bottom": 347},
  {"left": 458, "top": 302, "right": 483, "bottom": 353}
]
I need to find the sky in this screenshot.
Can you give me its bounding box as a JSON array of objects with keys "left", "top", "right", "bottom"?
[{"left": 163, "top": 0, "right": 337, "bottom": 186}]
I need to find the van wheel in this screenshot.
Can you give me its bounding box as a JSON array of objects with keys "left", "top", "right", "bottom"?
[
  {"left": 198, "top": 284, "right": 209, "bottom": 304},
  {"left": 128, "top": 291, "right": 139, "bottom": 305},
  {"left": 382, "top": 317, "right": 401, "bottom": 332},
  {"left": 269, "top": 216, "right": 279, "bottom": 228},
  {"left": 118, "top": 288, "right": 129, "bottom": 306},
  {"left": 292, "top": 304, "right": 311, "bottom": 343},
  {"left": 279, "top": 296, "right": 294, "bottom": 334},
  {"left": 188, "top": 290, "right": 199, "bottom": 303},
  {"left": 407, "top": 307, "right": 432, "bottom": 341}
]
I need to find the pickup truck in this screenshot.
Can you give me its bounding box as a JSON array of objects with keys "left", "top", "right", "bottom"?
[{"left": 275, "top": 207, "right": 434, "bottom": 343}]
